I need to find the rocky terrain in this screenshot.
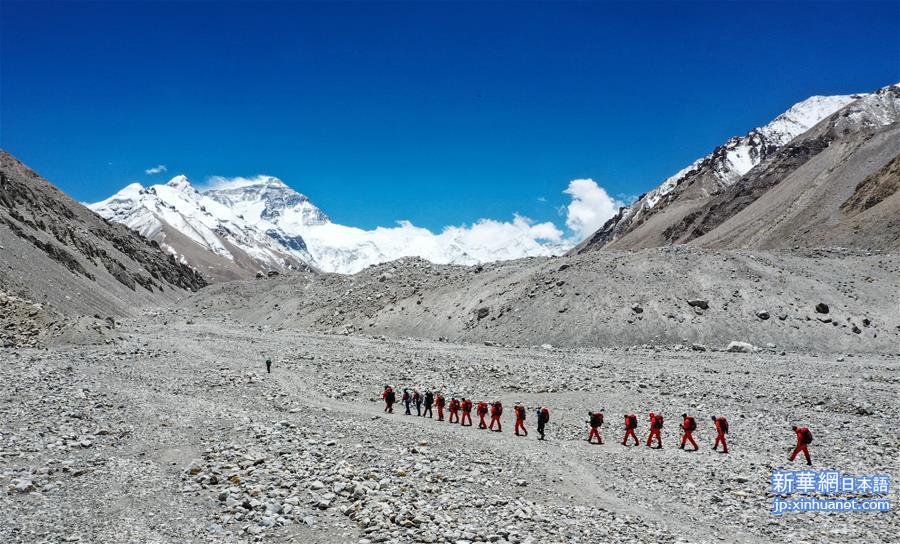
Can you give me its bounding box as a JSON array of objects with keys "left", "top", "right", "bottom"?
[
  {"left": 188, "top": 248, "right": 900, "bottom": 354},
  {"left": 1, "top": 313, "right": 897, "bottom": 543}
]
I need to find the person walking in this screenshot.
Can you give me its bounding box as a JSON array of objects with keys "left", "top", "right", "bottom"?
[
  {"left": 461, "top": 398, "right": 473, "bottom": 426},
  {"left": 711, "top": 415, "right": 729, "bottom": 454},
  {"left": 514, "top": 403, "right": 528, "bottom": 437},
  {"left": 448, "top": 398, "right": 460, "bottom": 424},
  {"left": 413, "top": 390, "right": 423, "bottom": 416},
  {"left": 536, "top": 406, "right": 550, "bottom": 440},
  {"left": 265, "top": 358, "right": 272, "bottom": 373},
  {"left": 789, "top": 425, "right": 813, "bottom": 466},
  {"left": 477, "top": 401, "right": 489, "bottom": 429},
  {"left": 382, "top": 386, "right": 395, "bottom": 413},
  {"left": 489, "top": 400, "right": 503, "bottom": 432},
  {"left": 679, "top": 413, "right": 698, "bottom": 451},
  {"left": 622, "top": 413, "right": 639, "bottom": 446},
  {"left": 646, "top": 412, "right": 663, "bottom": 449},
  {"left": 435, "top": 394, "right": 446, "bottom": 421},
  {"left": 587, "top": 411, "right": 604, "bottom": 444},
  {"left": 402, "top": 389, "right": 412, "bottom": 415},
  {"left": 423, "top": 391, "right": 434, "bottom": 418}
]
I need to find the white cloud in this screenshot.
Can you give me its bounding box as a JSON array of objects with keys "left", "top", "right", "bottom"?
[
  {"left": 203, "top": 175, "right": 283, "bottom": 191},
  {"left": 563, "top": 179, "right": 624, "bottom": 241},
  {"left": 300, "top": 214, "right": 566, "bottom": 274},
  {"left": 145, "top": 164, "right": 167, "bottom": 175},
  {"left": 143, "top": 173, "right": 625, "bottom": 273}
]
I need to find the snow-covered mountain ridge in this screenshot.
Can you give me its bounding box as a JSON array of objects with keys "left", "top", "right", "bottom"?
[
  {"left": 91, "top": 175, "right": 565, "bottom": 277},
  {"left": 574, "top": 88, "right": 890, "bottom": 251},
  {"left": 573, "top": 83, "right": 899, "bottom": 253}
]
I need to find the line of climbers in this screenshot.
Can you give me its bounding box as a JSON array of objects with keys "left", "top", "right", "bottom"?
[
  {"left": 382, "top": 387, "right": 551, "bottom": 439},
  {"left": 381, "top": 386, "right": 814, "bottom": 464}
]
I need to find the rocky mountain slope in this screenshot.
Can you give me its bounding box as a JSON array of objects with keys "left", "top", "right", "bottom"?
[
  {"left": 0, "top": 150, "right": 206, "bottom": 344},
  {"left": 574, "top": 84, "right": 899, "bottom": 252},
  {"left": 186, "top": 247, "right": 900, "bottom": 354},
  {"left": 680, "top": 86, "right": 900, "bottom": 250}
]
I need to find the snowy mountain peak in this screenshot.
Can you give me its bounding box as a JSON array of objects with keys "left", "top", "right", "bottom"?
[
  {"left": 203, "top": 175, "right": 330, "bottom": 230},
  {"left": 164, "top": 174, "right": 194, "bottom": 192},
  {"left": 757, "top": 93, "right": 865, "bottom": 147}
]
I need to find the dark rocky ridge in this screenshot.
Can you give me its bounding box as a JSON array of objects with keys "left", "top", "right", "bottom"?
[{"left": 0, "top": 150, "right": 206, "bottom": 327}]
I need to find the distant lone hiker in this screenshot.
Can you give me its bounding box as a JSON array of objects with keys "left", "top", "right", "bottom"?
[
  {"left": 789, "top": 425, "right": 813, "bottom": 466},
  {"left": 514, "top": 403, "right": 528, "bottom": 437},
  {"left": 622, "top": 413, "right": 639, "bottom": 446},
  {"left": 435, "top": 394, "right": 446, "bottom": 421},
  {"left": 646, "top": 412, "right": 663, "bottom": 449},
  {"left": 477, "top": 401, "right": 489, "bottom": 429},
  {"left": 536, "top": 406, "right": 549, "bottom": 440},
  {"left": 680, "top": 413, "right": 698, "bottom": 451},
  {"left": 423, "top": 390, "right": 434, "bottom": 418},
  {"left": 588, "top": 411, "right": 604, "bottom": 444},
  {"left": 265, "top": 358, "right": 272, "bottom": 373},
  {"left": 489, "top": 400, "right": 503, "bottom": 432},
  {"left": 382, "top": 385, "right": 395, "bottom": 413},
  {"left": 711, "top": 416, "right": 729, "bottom": 454}
]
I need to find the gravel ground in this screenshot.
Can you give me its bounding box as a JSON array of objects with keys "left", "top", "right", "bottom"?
[{"left": 1, "top": 312, "right": 897, "bottom": 543}]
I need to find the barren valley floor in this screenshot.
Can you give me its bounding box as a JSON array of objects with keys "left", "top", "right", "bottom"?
[{"left": 1, "top": 313, "right": 897, "bottom": 543}]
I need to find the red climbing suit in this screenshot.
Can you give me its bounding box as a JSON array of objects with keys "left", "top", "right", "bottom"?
[
  {"left": 514, "top": 405, "right": 527, "bottom": 436},
  {"left": 680, "top": 415, "right": 698, "bottom": 450},
  {"left": 448, "top": 399, "right": 460, "bottom": 423},
  {"left": 713, "top": 417, "right": 729, "bottom": 453},
  {"left": 477, "top": 401, "right": 489, "bottom": 428},
  {"left": 489, "top": 401, "right": 503, "bottom": 431},
  {"left": 622, "top": 414, "right": 639, "bottom": 446},
  {"left": 435, "top": 395, "right": 446, "bottom": 421},
  {"left": 790, "top": 427, "right": 812, "bottom": 465},
  {"left": 461, "top": 399, "right": 473, "bottom": 426},
  {"left": 588, "top": 412, "right": 603, "bottom": 444},
  {"left": 646, "top": 412, "right": 662, "bottom": 448}
]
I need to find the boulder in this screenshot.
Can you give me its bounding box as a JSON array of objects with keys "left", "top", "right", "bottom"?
[
  {"left": 726, "top": 341, "right": 755, "bottom": 353},
  {"left": 815, "top": 303, "right": 829, "bottom": 314},
  {"left": 687, "top": 299, "right": 709, "bottom": 310}
]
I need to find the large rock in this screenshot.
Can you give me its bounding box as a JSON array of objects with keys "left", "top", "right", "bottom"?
[{"left": 726, "top": 341, "right": 755, "bottom": 353}]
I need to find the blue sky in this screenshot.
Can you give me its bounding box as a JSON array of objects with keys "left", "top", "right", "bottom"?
[{"left": 1, "top": 1, "right": 897, "bottom": 232}]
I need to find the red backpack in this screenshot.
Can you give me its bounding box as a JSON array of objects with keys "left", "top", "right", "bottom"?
[
  {"left": 541, "top": 408, "right": 550, "bottom": 422},
  {"left": 652, "top": 415, "right": 664, "bottom": 429},
  {"left": 685, "top": 417, "right": 696, "bottom": 432},
  {"left": 718, "top": 418, "right": 729, "bottom": 434},
  {"left": 800, "top": 428, "right": 813, "bottom": 444},
  {"left": 625, "top": 415, "right": 637, "bottom": 429}
]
